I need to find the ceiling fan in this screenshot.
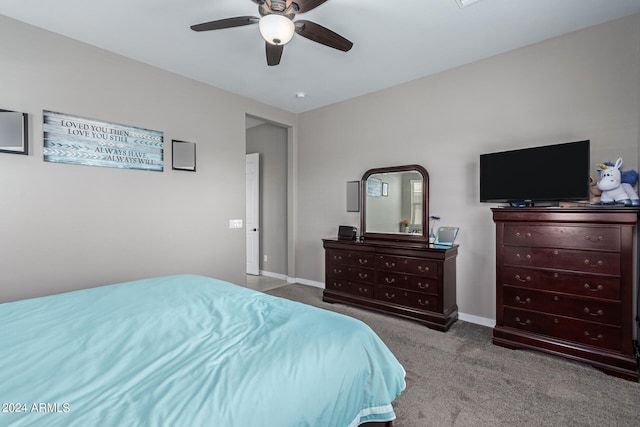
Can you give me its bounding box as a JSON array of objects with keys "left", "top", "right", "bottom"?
[{"left": 191, "top": 0, "right": 353, "bottom": 66}]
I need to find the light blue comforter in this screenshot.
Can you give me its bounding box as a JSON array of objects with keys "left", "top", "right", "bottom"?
[{"left": 0, "top": 275, "right": 405, "bottom": 426}]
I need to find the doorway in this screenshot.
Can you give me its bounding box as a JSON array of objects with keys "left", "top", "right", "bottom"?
[{"left": 245, "top": 116, "right": 289, "bottom": 281}]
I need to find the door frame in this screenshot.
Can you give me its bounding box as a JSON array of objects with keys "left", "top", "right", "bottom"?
[{"left": 245, "top": 115, "right": 296, "bottom": 282}]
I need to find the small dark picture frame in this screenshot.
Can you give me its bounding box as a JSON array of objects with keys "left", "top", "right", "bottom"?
[
  {"left": 0, "top": 109, "right": 28, "bottom": 155},
  {"left": 172, "top": 140, "right": 196, "bottom": 172}
]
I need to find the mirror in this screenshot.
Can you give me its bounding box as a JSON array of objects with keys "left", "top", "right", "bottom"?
[{"left": 361, "top": 164, "right": 429, "bottom": 243}]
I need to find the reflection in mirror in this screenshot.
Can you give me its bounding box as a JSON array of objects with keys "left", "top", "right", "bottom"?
[
  {"left": 366, "top": 171, "right": 424, "bottom": 233},
  {"left": 361, "top": 165, "right": 429, "bottom": 243}
]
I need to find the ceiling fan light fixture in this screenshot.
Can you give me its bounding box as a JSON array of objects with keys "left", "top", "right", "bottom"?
[{"left": 259, "top": 14, "right": 295, "bottom": 45}]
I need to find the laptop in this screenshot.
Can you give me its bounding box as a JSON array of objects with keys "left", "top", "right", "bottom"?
[{"left": 434, "top": 226, "right": 459, "bottom": 247}]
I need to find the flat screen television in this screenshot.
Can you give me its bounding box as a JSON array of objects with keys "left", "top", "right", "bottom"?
[{"left": 480, "top": 140, "right": 590, "bottom": 205}]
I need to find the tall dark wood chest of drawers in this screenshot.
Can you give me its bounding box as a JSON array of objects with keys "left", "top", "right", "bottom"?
[
  {"left": 492, "top": 207, "right": 639, "bottom": 381},
  {"left": 322, "top": 238, "right": 458, "bottom": 331}
]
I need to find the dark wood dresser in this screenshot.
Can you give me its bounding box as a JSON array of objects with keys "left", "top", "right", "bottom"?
[
  {"left": 322, "top": 238, "right": 458, "bottom": 331},
  {"left": 492, "top": 207, "right": 639, "bottom": 381}
]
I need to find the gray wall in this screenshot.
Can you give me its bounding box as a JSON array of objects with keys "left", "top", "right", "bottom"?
[
  {"left": 2, "top": 12, "right": 639, "bottom": 327},
  {"left": 296, "top": 14, "right": 640, "bottom": 323},
  {"left": 0, "top": 15, "right": 297, "bottom": 302},
  {"left": 246, "top": 123, "right": 288, "bottom": 276}
]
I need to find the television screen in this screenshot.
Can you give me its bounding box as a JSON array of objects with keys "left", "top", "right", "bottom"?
[{"left": 480, "top": 140, "right": 590, "bottom": 204}]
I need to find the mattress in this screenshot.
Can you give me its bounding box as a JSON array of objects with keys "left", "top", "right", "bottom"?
[{"left": 0, "top": 274, "right": 405, "bottom": 426}]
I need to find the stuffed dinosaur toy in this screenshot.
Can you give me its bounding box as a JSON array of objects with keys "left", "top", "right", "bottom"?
[{"left": 596, "top": 158, "right": 640, "bottom": 206}]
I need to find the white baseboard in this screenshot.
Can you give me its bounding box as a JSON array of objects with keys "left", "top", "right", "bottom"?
[
  {"left": 292, "top": 277, "right": 325, "bottom": 289},
  {"left": 259, "top": 270, "right": 288, "bottom": 281},
  {"left": 259, "top": 272, "right": 325, "bottom": 290},
  {"left": 458, "top": 312, "right": 495, "bottom": 328}
]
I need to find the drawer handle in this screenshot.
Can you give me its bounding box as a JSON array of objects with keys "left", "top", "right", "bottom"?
[
  {"left": 384, "top": 292, "right": 395, "bottom": 299},
  {"left": 514, "top": 274, "right": 531, "bottom": 283},
  {"left": 584, "top": 283, "right": 604, "bottom": 292},
  {"left": 358, "top": 272, "right": 369, "bottom": 279},
  {"left": 515, "top": 296, "right": 531, "bottom": 304},
  {"left": 385, "top": 277, "right": 396, "bottom": 284},
  {"left": 418, "top": 282, "right": 430, "bottom": 289},
  {"left": 515, "top": 232, "right": 532, "bottom": 238},
  {"left": 333, "top": 255, "right": 343, "bottom": 261},
  {"left": 358, "top": 287, "right": 368, "bottom": 294},
  {"left": 418, "top": 299, "right": 429, "bottom": 306},
  {"left": 385, "top": 261, "right": 396, "bottom": 268},
  {"left": 358, "top": 258, "right": 369, "bottom": 265},
  {"left": 333, "top": 268, "right": 342, "bottom": 274},
  {"left": 584, "top": 235, "right": 604, "bottom": 242},
  {"left": 333, "top": 282, "right": 342, "bottom": 288},
  {"left": 515, "top": 317, "right": 531, "bottom": 326},
  {"left": 515, "top": 253, "right": 531, "bottom": 260},
  {"left": 584, "top": 259, "right": 604, "bottom": 267},
  {"left": 584, "top": 307, "right": 604, "bottom": 316},
  {"left": 584, "top": 331, "right": 604, "bottom": 341},
  {"left": 417, "top": 265, "right": 430, "bottom": 273}
]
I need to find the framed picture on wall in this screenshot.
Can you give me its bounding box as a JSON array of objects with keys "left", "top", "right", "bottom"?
[
  {"left": 0, "top": 109, "right": 28, "bottom": 155},
  {"left": 43, "top": 110, "right": 163, "bottom": 171},
  {"left": 172, "top": 140, "right": 196, "bottom": 172},
  {"left": 346, "top": 181, "right": 360, "bottom": 212}
]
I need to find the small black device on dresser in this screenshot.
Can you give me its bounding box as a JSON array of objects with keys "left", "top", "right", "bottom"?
[
  {"left": 323, "top": 165, "right": 459, "bottom": 332},
  {"left": 338, "top": 225, "right": 357, "bottom": 240}
]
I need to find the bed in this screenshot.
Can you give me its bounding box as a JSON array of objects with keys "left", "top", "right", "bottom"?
[{"left": 0, "top": 274, "right": 405, "bottom": 426}]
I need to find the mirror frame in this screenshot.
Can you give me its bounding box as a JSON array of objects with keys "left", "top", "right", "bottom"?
[{"left": 361, "top": 164, "right": 429, "bottom": 243}]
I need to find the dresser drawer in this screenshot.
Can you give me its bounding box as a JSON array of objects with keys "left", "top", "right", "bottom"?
[
  {"left": 326, "top": 277, "right": 351, "bottom": 293},
  {"left": 326, "top": 263, "right": 350, "bottom": 280},
  {"left": 350, "top": 253, "right": 375, "bottom": 267},
  {"left": 501, "top": 266, "right": 621, "bottom": 300},
  {"left": 376, "top": 255, "right": 438, "bottom": 278},
  {"left": 375, "top": 285, "right": 438, "bottom": 311},
  {"left": 326, "top": 250, "right": 350, "bottom": 265},
  {"left": 503, "top": 307, "right": 621, "bottom": 352},
  {"left": 325, "top": 278, "right": 373, "bottom": 298},
  {"left": 503, "top": 225, "right": 621, "bottom": 251},
  {"left": 350, "top": 283, "right": 374, "bottom": 298},
  {"left": 503, "top": 286, "right": 621, "bottom": 325},
  {"left": 377, "top": 271, "right": 439, "bottom": 296},
  {"left": 503, "top": 246, "right": 620, "bottom": 275},
  {"left": 350, "top": 266, "right": 375, "bottom": 285}
]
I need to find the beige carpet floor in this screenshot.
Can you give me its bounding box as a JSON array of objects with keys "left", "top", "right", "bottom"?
[{"left": 266, "top": 284, "right": 640, "bottom": 427}]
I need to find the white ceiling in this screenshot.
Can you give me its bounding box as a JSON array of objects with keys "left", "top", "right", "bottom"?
[{"left": 2, "top": 0, "right": 640, "bottom": 113}]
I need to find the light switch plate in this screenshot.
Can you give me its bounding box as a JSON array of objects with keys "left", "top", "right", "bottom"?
[{"left": 229, "top": 219, "right": 243, "bottom": 229}]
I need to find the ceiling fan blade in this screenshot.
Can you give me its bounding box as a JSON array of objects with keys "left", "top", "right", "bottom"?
[
  {"left": 295, "top": 20, "right": 353, "bottom": 52},
  {"left": 191, "top": 16, "right": 259, "bottom": 32},
  {"left": 266, "top": 43, "right": 284, "bottom": 66},
  {"left": 294, "top": 0, "right": 329, "bottom": 14}
]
